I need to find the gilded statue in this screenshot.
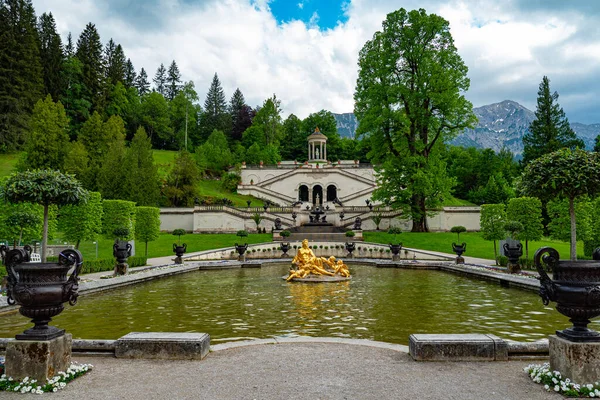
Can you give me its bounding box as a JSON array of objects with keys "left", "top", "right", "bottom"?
[{"left": 286, "top": 239, "right": 351, "bottom": 281}]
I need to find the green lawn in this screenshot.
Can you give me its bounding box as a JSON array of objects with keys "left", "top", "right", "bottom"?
[
  {"left": 363, "top": 231, "right": 582, "bottom": 261},
  {"left": 75, "top": 232, "right": 272, "bottom": 260},
  {"left": 0, "top": 152, "right": 22, "bottom": 177},
  {"left": 152, "top": 149, "right": 177, "bottom": 179},
  {"left": 442, "top": 196, "right": 476, "bottom": 206}
]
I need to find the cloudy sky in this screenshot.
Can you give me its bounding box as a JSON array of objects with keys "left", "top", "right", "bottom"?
[{"left": 31, "top": 0, "right": 600, "bottom": 123}]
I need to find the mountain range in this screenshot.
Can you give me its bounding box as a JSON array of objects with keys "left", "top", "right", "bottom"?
[{"left": 332, "top": 100, "right": 600, "bottom": 156}]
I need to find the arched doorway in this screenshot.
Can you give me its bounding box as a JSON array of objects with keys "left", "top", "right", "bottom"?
[
  {"left": 312, "top": 185, "right": 323, "bottom": 206},
  {"left": 298, "top": 185, "right": 309, "bottom": 202},
  {"left": 326, "top": 185, "right": 337, "bottom": 202}
]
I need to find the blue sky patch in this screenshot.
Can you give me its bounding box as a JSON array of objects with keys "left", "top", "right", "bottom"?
[{"left": 269, "top": 0, "right": 348, "bottom": 29}]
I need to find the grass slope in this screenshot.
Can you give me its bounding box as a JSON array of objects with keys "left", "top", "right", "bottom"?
[
  {"left": 363, "top": 231, "right": 582, "bottom": 261},
  {"left": 0, "top": 152, "right": 22, "bottom": 177}
]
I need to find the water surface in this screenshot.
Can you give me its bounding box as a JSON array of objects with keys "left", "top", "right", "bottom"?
[{"left": 0, "top": 265, "right": 588, "bottom": 345}]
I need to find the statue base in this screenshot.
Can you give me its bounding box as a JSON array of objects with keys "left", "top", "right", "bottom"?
[
  {"left": 282, "top": 275, "right": 351, "bottom": 283},
  {"left": 114, "top": 263, "right": 129, "bottom": 276},
  {"left": 455, "top": 256, "right": 465, "bottom": 264},
  {"left": 5, "top": 334, "right": 72, "bottom": 382},
  {"left": 550, "top": 335, "right": 600, "bottom": 384}
]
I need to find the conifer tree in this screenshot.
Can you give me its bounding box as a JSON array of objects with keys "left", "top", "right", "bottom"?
[
  {"left": 60, "top": 53, "right": 91, "bottom": 138},
  {"left": 200, "top": 73, "right": 230, "bottom": 141},
  {"left": 153, "top": 63, "right": 167, "bottom": 96},
  {"left": 38, "top": 12, "right": 64, "bottom": 101},
  {"left": 522, "top": 76, "right": 584, "bottom": 165},
  {"left": 136, "top": 67, "right": 150, "bottom": 96},
  {"left": 229, "top": 88, "right": 252, "bottom": 142},
  {"left": 76, "top": 22, "right": 104, "bottom": 111},
  {"left": 0, "top": 0, "right": 44, "bottom": 151},
  {"left": 65, "top": 32, "right": 74, "bottom": 56},
  {"left": 104, "top": 40, "right": 126, "bottom": 86},
  {"left": 123, "top": 127, "right": 160, "bottom": 205},
  {"left": 166, "top": 60, "right": 181, "bottom": 101},
  {"left": 21, "top": 94, "right": 69, "bottom": 171},
  {"left": 124, "top": 58, "right": 136, "bottom": 89}
]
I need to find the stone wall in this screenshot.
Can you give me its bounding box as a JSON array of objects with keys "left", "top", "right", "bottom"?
[{"left": 159, "top": 206, "right": 482, "bottom": 233}]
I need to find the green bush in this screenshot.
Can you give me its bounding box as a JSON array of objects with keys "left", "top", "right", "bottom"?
[
  {"left": 103, "top": 200, "right": 136, "bottom": 240},
  {"left": 345, "top": 231, "right": 355, "bottom": 237},
  {"left": 497, "top": 256, "right": 508, "bottom": 267},
  {"left": 221, "top": 172, "right": 241, "bottom": 192},
  {"left": 584, "top": 240, "right": 600, "bottom": 257},
  {"left": 280, "top": 230, "right": 291, "bottom": 237}
]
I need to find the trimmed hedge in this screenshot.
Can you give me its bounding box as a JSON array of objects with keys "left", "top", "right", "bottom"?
[
  {"left": 46, "top": 255, "right": 147, "bottom": 274},
  {"left": 102, "top": 200, "right": 136, "bottom": 240}
]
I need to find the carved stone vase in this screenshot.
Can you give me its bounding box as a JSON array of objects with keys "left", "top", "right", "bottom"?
[
  {"left": 535, "top": 247, "right": 600, "bottom": 342},
  {"left": 503, "top": 242, "right": 523, "bottom": 273},
  {"left": 452, "top": 242, "right": 467, "bottom": 264},
  {"left": 4, "top": 247, "right": 83, "bottom": 340},
  {"left": 389, "top": 243, "right": 403, "bottom": 256},
  {"left": 173, "top": 243, "right": 187, "bottom": 264}
]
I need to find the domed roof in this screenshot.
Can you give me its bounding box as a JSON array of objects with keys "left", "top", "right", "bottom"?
[{"left": 308, "top": 127, "right": 327, "bottom": 141}]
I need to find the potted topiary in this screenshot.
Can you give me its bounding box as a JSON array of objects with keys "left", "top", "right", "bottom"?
[
  {"left": 113, "top": 227, "right": 133, "bottom": 275},
  {"left": 450, "top": 226, "right": 467, "bottom": 264},
  {"left": 172, "top": 229, "right": 187, "bottom": 264},
  {"left": 235, "top": 230, "right": 249, "bottom": 260},
  {"left": 387, "top": 227, "right": 403, "bottom": 257},
  {"left": 503, "top": 221, "right": 523, "bottom": 273}
]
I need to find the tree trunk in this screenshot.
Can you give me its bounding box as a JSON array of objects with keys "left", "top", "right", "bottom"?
[
  {"left": 410, "top": 195, "right": 428, "bottom": 232},
  {"left": 493, "top": 240, "right": 498, "bottom": 265},
  {"left": 42, "top": 204, "right": 49, "bottom": 263},
  {"left": 76, "top": 239, "right": 80, "bottom": 249},
  {"left": 145, "top": 241, "right": 148, "bottom": 257},
  {"left": 569, "top": 196, "right": 577, "bottom": 261},
  {"left": 525, "top": 240, "right": 529, "bottom": 260}
]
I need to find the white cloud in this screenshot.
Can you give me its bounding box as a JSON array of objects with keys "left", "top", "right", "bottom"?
[{"left": 31, "top": 0, "right": 600, "bottom": 123}]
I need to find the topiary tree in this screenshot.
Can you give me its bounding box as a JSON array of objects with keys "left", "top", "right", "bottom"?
[
  {"left": 387, "top": 227, "right": 402, "bottom": 244},
  {"left": 520, "top": 148, "right": 600, "bottom": 260},
  {"left": 5, "top": 210, "right": 41, "bottom": 247},
  {"left": 135, "top": 207, "right": 161, "bottom": 257},
  {"left": 504, "top": 221, "right": 523, "bottom": 241},
  {"left": 3, "top": 170, "right": 87, "bottom": 262},
  {"left": 480, "top": 204, "right": 506, "bottom": 265},
  {"left": 345, "top": 230, "right": 355, "bottom": 238},
  {"left": 102, "top": 199, "right": 136, "bottom": 241},
  {"left": 58, "top": 191, "right": 103, "bottom": 249},
  {"left": 280, "top": 230, "right": 291, "bottom": 238},
  {"left": 450, "top": 226, "right": 466, "bottom": 242},
  {"left": 506, "top": 197, "right": 543, "bottom": 260},
  {"left": 172, "top": 229, "right": 186, "bottom": 245},
  {"left": 236, "top": 230, "right": 249, "bottom": 239}
]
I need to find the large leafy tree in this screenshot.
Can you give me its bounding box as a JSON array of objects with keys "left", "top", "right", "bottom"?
[
  {"left": 0, "top": 0, "right": 44, "bottom": 151},
  {"left": 163, "top": 150, "right": 200, "bottom": 207},
  {"left": 21, "top": 94, "right": 70, "bottom": 171},
  {"left": 140, "top": 91, "right": 173, "bottom": 149},
  {"left": 195, "top": 129, "right": 233, "bottom": 176},
  {"left": 280, "top": 114, "right": 305, "bottom": 161},
  {"left": 38, "top": 12, "right": 64, "bottom": 102},
  {"left": 354, "top": 8, "right": 475, "bottom": 231},
  {"left": 76, "top": 22, "right": 104, "bottom": 111},
  {"left": 522, "top": 76, "right": 583, "bottom": 165},
  {"left": 521, "top": 148, "right": 600, "bottom": 260},
  {"left": 170, "top": 81, "right": 199, "bottom": 151}
]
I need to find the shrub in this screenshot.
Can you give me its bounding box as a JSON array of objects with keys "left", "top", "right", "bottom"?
[
  {"left": 450, "top": 225, "right": 467, "bottom": 241},
  {"left": 236, "top": 230, "right": 249, "bottom": 238},
  {"left": 345, "top": 231, "right": 355, "bottom": 237},
  {"left": 280, "top": 230, "right": 291, "bottom": 237},
  {"left": 497, "top": 255, "right": 508, "bottom": 267}
]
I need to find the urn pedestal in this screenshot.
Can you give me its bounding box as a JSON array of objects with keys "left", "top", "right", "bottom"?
[
  {"left": 503, "top": 242, "right": 522, "bottom": 273},
  {"left": 5, "top": 334, "right": 72, "bottom": 382},
  {"left": 452, "top": 242, "right": 466, "bottom": 265},
  {"left": 113, "top": 241, "right": 132, "bottom": 275},
  {"left": 235, "top": 243, "right": 248, "bottom": 261},
  {"left": 549, "top": 335, "right": 600, "bottom": 384},
  {"left": 389, "top": 244, "right": 402, "bottom": 261},
  {"left": 345, "top": 242, "right": 355, "bottom": 258},
  {"left": 173, "top": 243, "right": 187, "bottom": 264}
]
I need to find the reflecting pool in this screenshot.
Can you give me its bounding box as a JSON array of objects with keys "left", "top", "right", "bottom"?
[{"left": 0, "top": 265, "right": 590, "bottom": 345}]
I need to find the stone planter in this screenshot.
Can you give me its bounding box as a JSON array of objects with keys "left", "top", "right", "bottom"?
[
  {"left": 345, "top": 242, "right": 356, "bottom": 258},
  {"left": 4, "top": 247, "right": 83, "bottom": 340},
  {"left": 235, "top": 243, "right": 248, "bottom": 261}
]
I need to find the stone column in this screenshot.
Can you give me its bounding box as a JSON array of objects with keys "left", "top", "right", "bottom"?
[
  {"left": 5, "top": 334, "right": 72, "bottom": 382},
  {"left": 550, "top": 335, "right": 600, "bottom": 384}
]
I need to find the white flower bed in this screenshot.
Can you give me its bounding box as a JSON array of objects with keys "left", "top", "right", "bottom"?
[
  {"left": 0, "top": 362, "right": 92, "bottom": 394},
  {"left": 525, "top": 363, "right": 600, "bottom": 397}
]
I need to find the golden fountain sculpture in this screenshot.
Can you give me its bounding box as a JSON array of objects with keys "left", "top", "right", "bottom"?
[{"left": 286, "top": 239, "right": 351, "bottom": 282}]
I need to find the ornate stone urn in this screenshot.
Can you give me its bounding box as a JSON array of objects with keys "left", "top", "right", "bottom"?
[
  {"left": 173, "top": 243, "right": 187, "bottom": 264},
  {"left": 235, "top": 243, "right": 248, "bottom": 260},
  {"left": 503, "top": 242, "right": 523, "bottom": 273},
  {"left": 280, "top": 242, "right": 291, "bottom": 257},
  {"left": 535, "top": 247, "right": 600, "bottom": 342},
  {"left": 4, "top": 247, "right": 83, "bottom": 340},
  {"left": 345, "top": 242, "right": 356, "bottom": 257},
  {"left": 389, "top": 243, "right": 403, "bottom": 256},
  {"left": 452, "top": 242, "right": 467, "bottom": 264},
  {"left": 113, "top": 241, "right": 132, "bottom": 275}
]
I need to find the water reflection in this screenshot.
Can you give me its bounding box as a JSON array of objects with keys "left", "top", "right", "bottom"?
[{"left": 0, "top": 265, "right": 587, "bottom": 345}]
